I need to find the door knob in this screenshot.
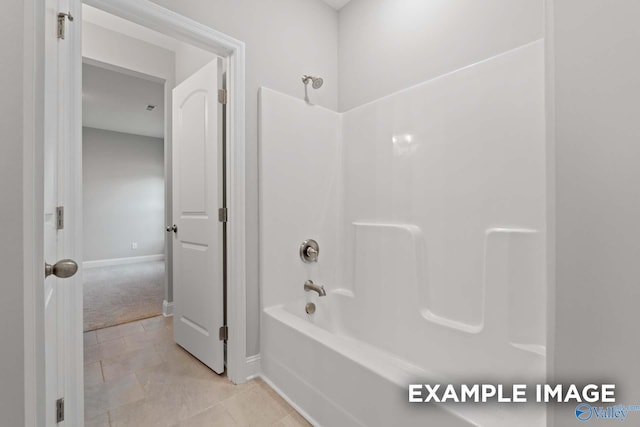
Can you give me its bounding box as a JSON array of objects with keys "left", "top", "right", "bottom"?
[
  {"left": 166, "top": 224, "right": 178, "bottom": 233},
  {"left": 45, "top": 259, "right": 78, "bottom": 279}
]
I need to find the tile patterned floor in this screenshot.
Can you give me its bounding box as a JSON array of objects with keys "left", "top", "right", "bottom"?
[{"left": 84, "top": 316, "right": 311, "bottom": 427}]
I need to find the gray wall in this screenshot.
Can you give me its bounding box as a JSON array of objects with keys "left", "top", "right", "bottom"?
[
  {"left": 149, "top": 0, "right": 339, "bottom": 357},
  {"left": 0, "top": 0, "right": 26, "bottom": 424},
  {"left": 83, "top": 128, "right": 165, "bottom": 262},
  {"left": 338, "top": 0, "right": 544, "bottom": 111},
  {"left": 552, "top": 1, "right": 640, "bottom": 425}
]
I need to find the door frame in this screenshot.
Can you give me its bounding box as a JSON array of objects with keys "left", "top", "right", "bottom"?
[
  {"left": 87, "top": 0, "right": 248, "bottom": 382},
  {"left": 25, "top": 0, "right": 247, "bottom": 424}
]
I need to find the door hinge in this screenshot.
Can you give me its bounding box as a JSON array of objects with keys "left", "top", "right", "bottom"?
[
  {"left": 56, "top": 206, "right": 64, "bottom": 230},
  {"left": 56, "top": 398, "right": 64, "bottom": 423},
  {"left": 57, "top": 12, "right": 74, "bottom": 40},
  {"left": 219, "top": 325, "right": 228, "bottom": 341},
  {"left": 218, "top": 89, "right": 228, "bottom": 105},
  {"left": 218, "top": 207, "right": 228, "bottom": 223}
]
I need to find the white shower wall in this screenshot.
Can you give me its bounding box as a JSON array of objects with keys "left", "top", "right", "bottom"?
[
  {"left": 260, "top": 39, "right": 546, "bottom": 426},
  {"left": 340, "top": 39, "right": 546, "bottom": 342},
  {"left": 259, "top": 90, "right": 341, "bottom": 310}
]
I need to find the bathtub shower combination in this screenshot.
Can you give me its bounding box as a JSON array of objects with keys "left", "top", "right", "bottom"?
[{"left": 259, "top": 40, "right": 546, "bottom": 427}]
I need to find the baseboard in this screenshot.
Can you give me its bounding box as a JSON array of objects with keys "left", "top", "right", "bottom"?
[
  {"left": 246, "top": 354, "right": 261, "bottom": 380},
  {"left": 83, "top": 254, "right": 165, "bottom": 269},
  {"left": 162, "top": 300, "right": 174, "bottom": 317}
]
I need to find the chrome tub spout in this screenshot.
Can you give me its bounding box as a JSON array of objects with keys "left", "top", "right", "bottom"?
[{"left": 304, "top": 280, "right": 326, "bottom": 297}]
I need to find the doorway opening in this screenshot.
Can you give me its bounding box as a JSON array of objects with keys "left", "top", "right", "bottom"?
[
  {"left": 79, "top": 3, "right": 246, "bottom": 420},
  {"left": 82, "top": 61, "right": 167, "bottom": 332},
  {"left": 77, "top": 1, "right": 248, "bottom": 421},
  {"left": 81, "top": 0, "right": 228, "bottom": 363}
]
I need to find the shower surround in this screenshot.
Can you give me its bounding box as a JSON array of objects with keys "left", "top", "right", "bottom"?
[{"left": 259, "top": 40, "right": 546, "bottom": 426}]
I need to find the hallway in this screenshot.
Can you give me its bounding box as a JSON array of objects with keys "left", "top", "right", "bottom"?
[{"left": 84, "top": 316, "right": 310, "bottom": 427}]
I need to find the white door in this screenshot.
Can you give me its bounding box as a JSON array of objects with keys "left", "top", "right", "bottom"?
[
  {"left": 44, "top": 0, "right": 81, "bottom": 424},
  {"left": 171, "top": 60, "right": 225, "bottom": 373},
  {"left": 44, "top": 2, "right": 63, "bottom": 423}
]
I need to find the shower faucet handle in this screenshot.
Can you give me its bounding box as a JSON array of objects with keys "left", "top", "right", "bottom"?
[
  {"left": 300, "top": 239, "right": 319, "bottom": 263},
  {"left": 305, "top": 246, "right": 318, "bottom": 260}
]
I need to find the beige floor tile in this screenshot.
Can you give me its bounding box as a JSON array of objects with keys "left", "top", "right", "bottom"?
[
  {"left": 176, "top": 404, "right": 238, "bottom": 427},
  {"left": 253, "top": 377, "right": 267, "bottom": 387},
  {"left": 96, "top": 320, "right": 145, "bottom": 343},
  {"left": 155, "top": 341, "right": 205, "bottom": 368},
  {"left": 124, "top": 325, "right": 174, "bottom": 353},
  {"left": 153, "top": 342, "right": 213, "bottom": 373},
  {"left": 85, "top": 373, "right": 144, "bottom": 420},
  {"left": 258, "top": 382, "right": 295, "bottom": 415},
  {"left": 86, "top": 318, "right": 296, "bottom": 426},
  {"left": 136, "top": 361, "right": 241, "bottom": 417},
  {"left": 84, "top": 337, "right": 133, "bottom": 365},
  {"left": 153, "top": 345, "right": 254, "bottom": 395},
  {"left": 153, "top": 339, "right": 192, "bottom": 360},
  {"left": 236, "top": 377, "right": 260, "bottom": 393},
  {"left": 109, "top": 398, "right": 183, "bottom": 427},
  {"left": 141, "top": 315, "right": 173, "bottom": 331},
  {"left": 84, "top": 331, "right": 98, "bottom": 348},
  {"left": 85, "top": 412, "right": 110, "bottom": 427},
  {"left": 270, "top": 412, "right": 312, "bottom": 427},
  {"left": 84, "top": 361, "right": 104, "bottom": 387},
  {"left": 222, "top": 385, "right": 289, "bottom": 427},
  {"left": 102, "top": 348, "right": 163, "bottom": 382}
]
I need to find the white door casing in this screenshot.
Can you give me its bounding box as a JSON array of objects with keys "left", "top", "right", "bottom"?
[{"left": 172, "top": 59, "right": 225, "bottom": 373}]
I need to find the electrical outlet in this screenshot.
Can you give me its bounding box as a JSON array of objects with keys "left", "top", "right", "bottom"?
[{"left": 131, "top": 242, "right": 138, "bottom": 250}]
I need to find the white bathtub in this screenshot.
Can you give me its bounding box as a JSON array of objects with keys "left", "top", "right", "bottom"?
[
  {"left": 261, "top": 298, "right": 546, "bottom": 427},
  {"left": 260, "top": 298, "right": 469, "bottom": 427},
  {"left": 261, "top": 296, "right": 546, "bottom": 427}
]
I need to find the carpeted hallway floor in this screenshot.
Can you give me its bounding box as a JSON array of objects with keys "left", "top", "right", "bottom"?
[{"left": 83, "top": 261, "right": 165, "bottom": 332}]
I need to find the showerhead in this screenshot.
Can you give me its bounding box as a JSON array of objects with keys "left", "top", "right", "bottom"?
[
  {"left": 311, "top": 77, "right": 323, "bottom": 89},
  {"left": 302, "top": 75, "right": 323, "bottom": 89}
]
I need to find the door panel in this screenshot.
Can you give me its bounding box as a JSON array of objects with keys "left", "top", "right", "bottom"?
[
  {"left": 172, "top": 60, "right": 224, "bottom": 373},
  {"left": 44, "top": 0, "right": 61, "bottom": 425},
  {"left": 44, "top": 0, "right": 80, "bottom": 424}
]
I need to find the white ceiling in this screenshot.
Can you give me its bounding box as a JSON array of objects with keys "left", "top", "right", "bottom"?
[
  {"left": 83, "top": 63, "right": 165, "bottom": 138},
  {"left": 322, "top": 0, "right": 352, "bottom": 10}
]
